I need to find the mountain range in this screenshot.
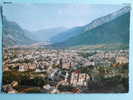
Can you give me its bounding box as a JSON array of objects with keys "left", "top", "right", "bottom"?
[
  {"left": 2, "top": 17, "right": 67, "bottom": 47},
  {"left": 2, "top": 16, "right": 35, "bottom": 47},
  {"left": 28, "top": 27, "right": 67, "bottom": 42},
  {"left": 51, "top": 6, "right": 130, "bottom": 48},
  {"left": 2, "top": 6, "right": 130, "bottom": 48}
]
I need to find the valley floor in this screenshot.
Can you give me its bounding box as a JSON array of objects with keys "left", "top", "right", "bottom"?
[{"left": 2, "top": 46, "right": 129, "bottom": 93}]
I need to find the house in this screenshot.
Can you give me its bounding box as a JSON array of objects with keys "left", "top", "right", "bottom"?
[
  {"left": 116, "top": 56, "right": 128, "bottom": 64},
  {"left": 19, "top": 65, "right": 27, "bottom": 72},
  {"left": 70, "top": 71, "right": 90, "bottom": 87},
  {"left": 3, "top": 84, "right": 17, "bottom": 93}
]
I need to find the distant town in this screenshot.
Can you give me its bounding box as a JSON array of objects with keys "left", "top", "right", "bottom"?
[{"left": 2, "top": 46, "right": 129, "bottom": 93}]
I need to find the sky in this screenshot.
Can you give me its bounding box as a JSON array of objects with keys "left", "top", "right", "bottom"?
[{"left": 3, "top": 3, "right": 125, "bottom": 31}]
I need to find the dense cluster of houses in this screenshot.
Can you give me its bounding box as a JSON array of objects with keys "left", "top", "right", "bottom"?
[{"left": 3, "top": 48, "right": 129, "bottom": 93}]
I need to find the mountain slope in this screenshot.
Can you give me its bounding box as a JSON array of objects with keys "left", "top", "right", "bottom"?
[
  {"left": 28, "top": 27, "right": 67, "bottom": 42},
  {"left": 53, "top": 6, "right": 130, "bottom": 47},
  {"left": 50, "top": 26, "right": 84, "bottom": 43},
  {"left": 2, "top": 17, "right": 35, "bottom": 47}
]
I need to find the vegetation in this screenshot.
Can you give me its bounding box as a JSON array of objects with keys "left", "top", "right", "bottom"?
[{"left": 3, "top": 71, "right": 48, "bottom": 88}]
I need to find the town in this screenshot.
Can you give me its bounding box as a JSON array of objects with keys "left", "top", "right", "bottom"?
[{"left": 2, "top": 46, "right": 129, "bottom": 93}]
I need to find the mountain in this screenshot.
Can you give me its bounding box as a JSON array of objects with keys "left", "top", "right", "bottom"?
[
  {"left": 28, "top": 27, "right": 67, "bottom": 42},
  {"left": 50, "top": 26, "right": 84, "bottom": 43},
  {"left": 52, "top": 6, "right": 130, "bottom": 47},
  {"left": 2, "top": 17, "right": 35, "bottom": 47}
]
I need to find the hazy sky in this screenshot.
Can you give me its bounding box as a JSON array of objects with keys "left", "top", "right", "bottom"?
[{"left": 3, "top": 3, "right": 125, "bottom": 31}]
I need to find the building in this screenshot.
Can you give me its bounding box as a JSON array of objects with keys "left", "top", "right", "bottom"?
[{"left": 116, "top": 56, "right": 128, "bottom": 64}]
